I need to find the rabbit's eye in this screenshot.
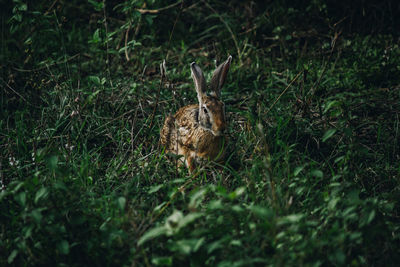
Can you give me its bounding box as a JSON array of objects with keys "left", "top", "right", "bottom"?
[{"left": 203, "top": 107, "right": 208, "bottom": 114}]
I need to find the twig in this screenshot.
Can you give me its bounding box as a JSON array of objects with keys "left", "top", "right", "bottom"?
[
  {"left": 0, "top": 77, "right": 30, "bottom": 105},
  {"left": 125, "top": 22, "right": 131, "bottom": 61},
  {"left": 265, "top": 71, "right": 302, "bottom": 115},
  {"left": 136, "top": 1, "right": 183, "bottom": 14},
  {"left": 309, "top": 31, "right": 340, "bottom": 97},
  {"left": 22, "top": 0, "right": 60, "bottom": 42},
  {"left": 13, "top": 53, "right": 82, "bottom": 72},
  {"left": 165, "top": 1, "right": 184, "bottom": 61},
  {"left": 134, "top": 12, "right": 142, "bottom": 37},
  {"left": 0, "top": 161, "right": 4, "bottom": 191},
  {"left": 93, "top": 108, "right": 139, "bottom": 132},
  {"left": 148, "top": 61, "right": 166, "bottom": 130},
  {"left": 202, "top": 0, "right": 242, "bottom": 65},
  {"left": 102, "top": 0, "right": 113, "bottom": 88}
]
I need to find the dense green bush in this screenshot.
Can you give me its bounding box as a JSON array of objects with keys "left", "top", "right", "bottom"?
[{"left": 1, "top": 0, "right": 399, "bottom": 266}]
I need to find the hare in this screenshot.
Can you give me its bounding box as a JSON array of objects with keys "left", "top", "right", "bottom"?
[{"left": 160, "top": 56, "right": 232, "bottom": 173}]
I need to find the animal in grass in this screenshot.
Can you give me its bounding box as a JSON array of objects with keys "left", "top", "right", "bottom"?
[{"left": 160, "top": 55, "right": 232, "bottom": 173}]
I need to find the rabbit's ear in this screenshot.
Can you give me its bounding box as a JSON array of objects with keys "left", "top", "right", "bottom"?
[
  {"left": 191, "top": 62, "right": 206, "bottom": 104},
  {"left": 210, "top": 55, "right": 232, "bottom": 98}
]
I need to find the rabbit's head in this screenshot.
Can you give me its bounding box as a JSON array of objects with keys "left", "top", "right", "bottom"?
[{"left": 191, "top": 56, "right": 232, "bottom": 137}]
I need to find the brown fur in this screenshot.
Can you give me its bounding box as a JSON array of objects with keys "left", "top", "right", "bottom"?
[
  {"left": 160, "top": 56, "right": 232, "bottom": 172},
  {"left": 160, "top": 104, "right": 226, "bottom": 172}
]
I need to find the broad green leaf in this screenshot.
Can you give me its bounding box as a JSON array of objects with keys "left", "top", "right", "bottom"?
[
  {"left": 170, "top": 238, "right": 205, "bottom": 255},
  {"left": 46, "top": 155, "right": 58, "bottom": 171},
  {"left": 31, "top": 209, "right": 43, "bottom": 224},
  {"left": 179, "top": 212, "right": 203, "bottom": 228},
  {"left": 137, "top": 226, "right": 168, "bottom": 246},
  {"left": 15, "top": 191, "right": 26, "bottom": 206},
  {"left": 311, "top": 169, "right": 323, "bottom": 178},
  {"left": 34, "top": 187, "right": 48, "bottom": 204},
  {"left": 367, "top": 210, "right": 376, "bottom": 225},
  {"left": 88, "top": 75, "right": 101, "bottom": 85},
  {"left": 57, "top": 240, "right": 70, "bottom": 255},
  {"left": 208, "top": 199, "right": 223, "bottom": 210},
  {"left": 229, "top": 186, "right": 245, "bottom": 200},
  {"left": 148, "top": 184, "right": 163, "bottom": 194},
  {"left": 117, "top": 196, "right": 126, "bottom": 211},
  {"left": 323, "top": 100, "right": 340, "bottom": 113},
  {"left": 166, "top": 210, "right": 184, "bottom": 230},
  {"left": 249, "top": 205, "right": 273, "bottom": 219},
  {"left": 189, "top": 188, "right": 207, "bottom": 208},
  {"left": 8, "top": 250, "right": 18, "bottom": 264},
  {"left": 293, "top": 166, "right": 304, "bottom": 176},
  {"left": 207, "top": 236, "right": 230, "bottom": 253},
  {"left": 328, "top": 197, "right": 340, "bottom": 210}
]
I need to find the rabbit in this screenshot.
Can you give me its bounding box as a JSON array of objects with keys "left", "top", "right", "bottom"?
[{"left": 160, "top": 55, "right": 232, "bottom": 173}]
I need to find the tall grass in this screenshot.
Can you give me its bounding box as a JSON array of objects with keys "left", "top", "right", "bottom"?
[{"left": 1, "top": 0, "right": 400, "bottom": 266}]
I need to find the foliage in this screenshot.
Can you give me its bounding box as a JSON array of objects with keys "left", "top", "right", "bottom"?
[{"left": 1, "top": 0, "right": 400, "bottom": 266}]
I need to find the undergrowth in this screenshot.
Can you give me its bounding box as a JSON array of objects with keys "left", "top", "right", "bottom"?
[{"left": 1, "top": 0, "right": 400, "bottom": 266}]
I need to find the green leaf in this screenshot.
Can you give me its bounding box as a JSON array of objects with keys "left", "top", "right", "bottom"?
[
  {"left": 323, "top": 100, "right": 340, "bottom": 113},
  {"left": 278, "top": 214, "right": 304, "bottom": 225},
  {"left": 137, "top": 226, "right": 168, "bottom": 246},
  {"left": 152, "top": 256, "right": 172, "bottom": 266},
  {"left": 189, "top": 188, "right": 207, "bottom": 208},
  {"left": 92, "top": 28, "right": 100, "bottom": 43},
  {"left": 148, "top": 184, "right": 163, "bottom": 194},
  {"left": 34, "top": 187, "right": 48, "bottom": 204},
  {"left": 88, "top": 0, "right": 104, "bottom": 11},
  {"left": 229, "top": 186, "right": 246, "bottom": 200},
  {"left": 15, "top": 191, "right": 26, "bottom": 206},
  {"left": 179, "top": 212, "right": 203, "bottom": 229},
  {"left": 230, "top": 239, "right": 242, "bottom": 246},
  {"left": 293, "top": 166, "right": 304, "bottom": 176},
  {"left": 0, "top": 190, "right": 7, "bottom": 201},
  {"left": 88, "top": 76, "right": 101, "bottom": 85},
  {"left": 328, "top": 197, "right": 340, "bottom": 210},
  {"left": 170, "top": 238, "right": 205, "bottom": 255},
  {"left": 117, "top": 196, "right": 126, "bottom": 211},
  {"left": 99, "top": 217, "right": 111, "bottom": 231},
  {"left": 46, "top": 155, "right": 58, "bottom": 171},
  {"left": 20, "top": 4, "right": 28, "bottom": 11},
  {"left": 31, "top": 209, "right": 43, "bottom": 224},
  {"left": 367, "top": 210, "right": 376, "bottom": 225},
  {"left": 208, "top": 199, "right": 223, "bottom": 210},
  {"left": 249, "top": 205, "right": 273, "bottom": 219},
  {"left": 57, "top": 240, "right": 70, "bottom": 255},
  {"left": 311, "top": 169, "right": 323, "bottom": 178},
  {"left": 153, "top": 201, "right": 167, "bottom": 212},
  {"left": 207, "top": 236, "right": 230, "bottom": 253},
  {"left": 8, "top": 250, "right": 18, "bottom": 264},
  {"left": 166, "top": 210, "right": 184, "bottom": 231},
  {"left": 322, "top": 129, "right": 337, "bottom": 142},
  {"left": 11, "top": 181, "right": 25, "bottom": 193}
]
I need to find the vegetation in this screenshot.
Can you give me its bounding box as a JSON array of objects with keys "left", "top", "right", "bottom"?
[{"left": 1, "top": 0, "right": 400, "bottom": 266}]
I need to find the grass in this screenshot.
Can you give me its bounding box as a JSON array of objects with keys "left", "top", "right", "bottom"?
[{"left": 1, "top": 0, "right": 400, "bottom": 266}]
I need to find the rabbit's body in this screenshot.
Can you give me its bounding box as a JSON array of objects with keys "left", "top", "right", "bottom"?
[
  {"left": 160, "top": 56, "right": 232, "bottom": 172},
  {"left": 161, "top": 104, "right": 226, "bottom": 168}
]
